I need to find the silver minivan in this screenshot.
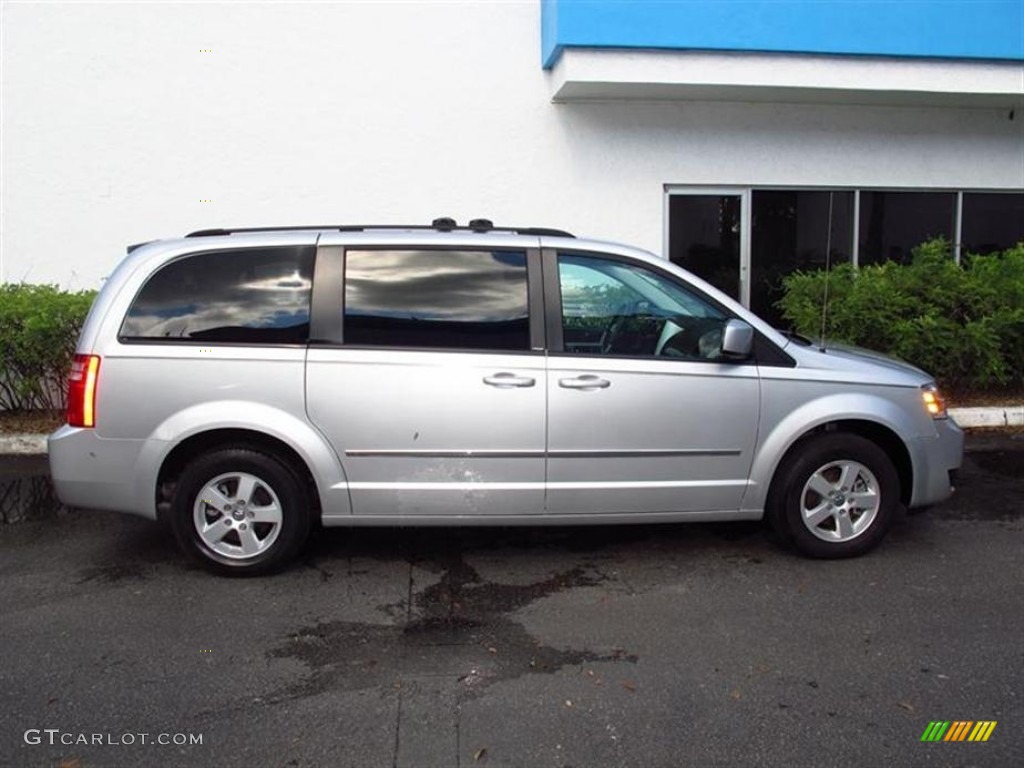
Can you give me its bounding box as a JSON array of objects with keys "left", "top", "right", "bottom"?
[{"left": 49, "top": 221, "right": 964, "bottom": 574}]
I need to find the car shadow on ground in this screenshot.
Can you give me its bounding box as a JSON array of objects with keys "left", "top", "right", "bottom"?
[
  {"left": 7, "top": 436, "right": 1021, "bottom": 583},
  {"left": 61, "top": 513, "right": 777, "bottom": 582}
]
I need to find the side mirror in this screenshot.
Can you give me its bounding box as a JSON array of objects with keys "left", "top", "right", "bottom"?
[{"left": 720, "top": 319, "right": 754, "bottom": 359}]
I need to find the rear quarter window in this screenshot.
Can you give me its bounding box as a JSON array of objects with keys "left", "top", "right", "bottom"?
[{"left": 120, "top": 246, "right": 315, "bottom": 344}]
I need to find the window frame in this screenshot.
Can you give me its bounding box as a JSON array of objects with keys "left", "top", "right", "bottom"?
[
  {"left": 665, "top": 185, "right": 1024, "bottom": 301},
  {"left": 959, "top": 190, "right": 1024, "bottom": 261},
  {"left": 543, "top": 248, "right": 758, "bottom": 364},
  {"left": 544, "top": 248, "right": 794, "bottom": 366},
  {"left": 117, "top": 245, "right": 317, "bottom": 347},
  {"left": 856, "top": 189, "right": 958, "bottom": 267},
  {"left": 308, "top": 245, "right": 545, "bottom": 355},
  {"left": 663, "top": 186, "right": 751, "bottom": 306},
  {"left": 748, "top": 189, "right": 856, "bottom": 325}
]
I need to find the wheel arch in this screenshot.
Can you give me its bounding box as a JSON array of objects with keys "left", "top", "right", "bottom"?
[
  {"left": 747, "top": 392, "right": 920, "bottom": 514},
  {"left": 132, "top": 400, "right": 350, "bottom": 521},
  {"left": 156, "top": 428, "right": 322, "bottom": 520},
  {"left": 764, "top": 420, "right": 913, "bottom": 510}
]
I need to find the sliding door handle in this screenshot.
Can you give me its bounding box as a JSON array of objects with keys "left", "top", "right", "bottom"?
[
  {"left": 559, "top": 375, "right": 611, "bottom": 390},
  {"left": 483, "top": 372, "right": 536, "bottom": 388}
]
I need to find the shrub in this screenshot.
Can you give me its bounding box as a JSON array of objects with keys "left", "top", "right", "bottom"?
[
  {"left": 778, "top": 239, "right": 1024, "bottom": 392},
  {"left": 0, "top": 284, "right": 97, "bottom": 411}
]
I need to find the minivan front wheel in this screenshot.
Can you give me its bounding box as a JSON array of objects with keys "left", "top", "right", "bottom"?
[
  {"left": 170, "top": 448, "right": 311, "bottom": 575},
  {"left": 768, "top": 433, "right": 899, "bottom": 558}
]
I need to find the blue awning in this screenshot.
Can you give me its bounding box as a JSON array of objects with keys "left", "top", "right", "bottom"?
[{"left": 542, "top": 0, "right": 1024, "bottom": 69}]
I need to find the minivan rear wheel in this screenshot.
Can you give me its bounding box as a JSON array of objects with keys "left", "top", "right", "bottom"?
[
  {"left": 169, "top": 447, "right": 311, "bottom": 575},
  {"left": 767, "top": 433, "right": 899, "bottom": 559}
]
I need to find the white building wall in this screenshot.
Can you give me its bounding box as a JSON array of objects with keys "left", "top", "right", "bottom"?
[{"left": 3, "top": 0, "right": 1022, "bottom": 287}]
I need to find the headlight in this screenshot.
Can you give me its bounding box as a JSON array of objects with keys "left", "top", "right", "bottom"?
[{"left": 922, "top": 385, "right": 947, "bottom": 419}]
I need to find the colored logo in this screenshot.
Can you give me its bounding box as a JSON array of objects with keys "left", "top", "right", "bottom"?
[{"left": 921, "top": 721, "right": 997, "bottom": 742}]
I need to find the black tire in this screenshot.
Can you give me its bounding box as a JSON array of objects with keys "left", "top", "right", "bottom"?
[
  {"left": 767, "top": 433, "right": 899, "bottom": 559},
  {"left": 169, "top": 447, "right": 311, "bottom": 576}
]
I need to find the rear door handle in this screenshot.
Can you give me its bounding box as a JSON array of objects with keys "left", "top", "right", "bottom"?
[
  {"left": 559, "top": 375, "right": 611, "bottom": 390},
  {"left": 483, "top": 372, "right": 536, "bottom": 388}
]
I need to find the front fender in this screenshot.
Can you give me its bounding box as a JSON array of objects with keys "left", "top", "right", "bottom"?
[{"left": 744, "top": 391, "right": 920, "bottom": 513}]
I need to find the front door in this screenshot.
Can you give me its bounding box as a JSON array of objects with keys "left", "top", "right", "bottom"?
[{"left": 546, "top": 250, "right": 760, "bottom": 516}]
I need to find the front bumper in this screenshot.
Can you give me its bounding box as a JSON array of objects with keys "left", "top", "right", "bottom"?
[{"left": 909, "top": 417, "right": 965, "bottom": 508}]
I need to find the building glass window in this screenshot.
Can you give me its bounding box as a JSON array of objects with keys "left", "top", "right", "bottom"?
[
  {"left": 667, "top": 185, "right": 1019, "bottom": 319},
  {"left": 344, "top": 249, "right": 530, "bottom": 351},
  {"left": 961, "top": 192, "right": 1024, "bottom": 255},
  {"left": 668, "top": 195, "right": 742, "bottom": 300},
  {"left": 751, "top": 190, "right": 854, "bottom": 326},
  {"left": 858, "top": 191, "right": 956, "bottom": 266},
  {"left": 120, "top": 247, "right": 314, "bottom": 343}
]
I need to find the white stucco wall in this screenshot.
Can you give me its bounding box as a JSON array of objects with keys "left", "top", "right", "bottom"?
[{"left": 3, "top": 0, "right": 1023, "bottom": 287}]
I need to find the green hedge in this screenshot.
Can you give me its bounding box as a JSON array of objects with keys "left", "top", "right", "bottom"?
[
  {"left": 778, "top": 239, "right": 1024, "bottom": 392},
  {"left": 0, "top": 284, "right": 97, "bottom": 411}
]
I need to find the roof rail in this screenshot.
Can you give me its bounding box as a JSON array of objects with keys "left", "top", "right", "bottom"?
[
  {"left": 185, "top": 219, "right": 575, "bottom": 239},
  {"left": 126, "top": 240, "right": 155, "bottom": 254}
]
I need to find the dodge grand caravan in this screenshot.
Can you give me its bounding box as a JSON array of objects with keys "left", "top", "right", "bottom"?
[{"left": 49, "top": 219, "right": 964, "bottom": 574}]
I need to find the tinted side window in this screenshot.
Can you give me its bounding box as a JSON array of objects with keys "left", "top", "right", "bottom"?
[
  {"left": 344, "top": 250, "right": 530, "bottom": 351},
  {"left": 120, "top": 247, "right": 314, "bottom": 343},
  {"left": 558, "top": 252, "right": 728, "bottom": 360}
]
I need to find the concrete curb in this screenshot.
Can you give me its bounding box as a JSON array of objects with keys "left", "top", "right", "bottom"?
[
  {"left": 1, "top": 406, "right": 1019, "bottom": 456},
  {"left": 946, "top": 405, "right": 1024, "bottom": 428},
  {"left": 1, "top": 434, "right": 48, "bottom": 455}
]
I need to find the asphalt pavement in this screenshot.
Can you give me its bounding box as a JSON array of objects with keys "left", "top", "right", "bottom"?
[{"left": 0, "top": 436, "right": 1021, "bottom": 768}]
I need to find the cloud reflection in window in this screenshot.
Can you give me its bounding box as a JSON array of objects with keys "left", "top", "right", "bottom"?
[
  {"left": 344, "top": 250, "right": 530, "bottom": 351},
  {"left": 120, "top": 247, "right": 314, "bottom": 343}
]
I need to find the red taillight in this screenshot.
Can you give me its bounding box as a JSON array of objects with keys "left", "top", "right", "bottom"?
[{"left": 67, "top": 354, "right": 101, "bottom": 428}]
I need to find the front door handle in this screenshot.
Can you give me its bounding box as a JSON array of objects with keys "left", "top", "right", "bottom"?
[
  {"left": 559, "top": 375, "right": 611, "bottom": 390},
  {"left": 483, "top": 372, "right": 536, "bottom": 388}
]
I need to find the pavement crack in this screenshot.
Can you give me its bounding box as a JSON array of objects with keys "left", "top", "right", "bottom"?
[
  {"left": 406, "top": 558, "right": 414, "bottom": 623},
  {"left": 454, "top": 702, "right": 462, "bottom": 768},
  {"left": 392, "top": 683, "right": 403, "bottom": 768}
]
